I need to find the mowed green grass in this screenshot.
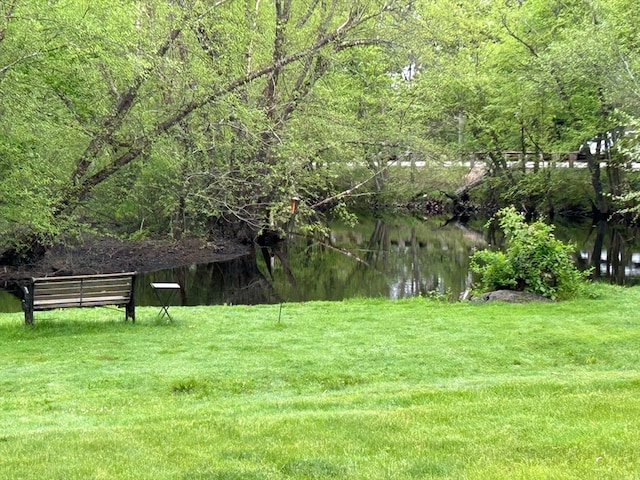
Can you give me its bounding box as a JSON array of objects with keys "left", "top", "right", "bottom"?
[{"left": 1, "top": 285, "right": 639, "bottom": 479}]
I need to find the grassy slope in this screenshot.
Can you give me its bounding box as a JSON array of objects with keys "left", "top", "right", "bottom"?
[{"left": 0, "top": 285, "right": 639, "bottom": 479}]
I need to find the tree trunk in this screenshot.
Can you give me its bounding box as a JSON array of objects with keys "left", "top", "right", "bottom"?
[{"left": 585, "top": 133, "right": 608, "bottom": 217}]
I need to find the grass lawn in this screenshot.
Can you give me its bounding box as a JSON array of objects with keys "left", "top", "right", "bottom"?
[{"left": 1, "top": 284, "right": 639, "bottom": 479}]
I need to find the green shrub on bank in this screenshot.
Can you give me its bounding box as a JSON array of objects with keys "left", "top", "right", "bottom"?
[{"left": 470, "top": 206, "right": 591, "bottom": 299}]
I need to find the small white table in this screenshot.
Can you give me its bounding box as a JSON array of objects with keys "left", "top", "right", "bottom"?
[{"left": 150, "top": 282, "right": 181, "bottom": 321}]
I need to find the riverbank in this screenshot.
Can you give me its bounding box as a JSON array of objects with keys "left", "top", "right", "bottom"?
[
  {"left": 1, "top": 283, "right": 638, "bottom": 479},
  {"left": 0, "top": 236, "right": 252, "bottom": 283}
]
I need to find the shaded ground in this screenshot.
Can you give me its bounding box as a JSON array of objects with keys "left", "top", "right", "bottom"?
[{"left": 0, "top": 237, "right": 252, "bottom": 283}]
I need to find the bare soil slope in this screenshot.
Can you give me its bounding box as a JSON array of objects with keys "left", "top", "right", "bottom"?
[{"left": 0, "top": 237, "right": 252, "bottom": 283}]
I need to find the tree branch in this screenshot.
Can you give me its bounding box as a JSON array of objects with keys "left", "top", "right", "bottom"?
[
  {"left": 0, "top": 0, "right": 17, "bottom": 45},
  {"left": 70, "top": 28, "right": 183, "bottom": 186},
  {"left": 501, "top": 15, "right": 538, "bottom": 58},
  {"left": 310, "top": 159, "right": 398, "bottom": 209},
  {"left": 0, "top": 51, "right": 40, "bottom": 77},
  {"left": 60, "top": 4, "right": 391, "bottom": 212}
]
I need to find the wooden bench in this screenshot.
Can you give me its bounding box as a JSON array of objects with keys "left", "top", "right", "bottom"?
[{"left": 21, "top": 272, "right": 137, "bottom": 325}]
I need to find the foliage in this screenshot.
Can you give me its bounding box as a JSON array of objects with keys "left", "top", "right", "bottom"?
[
  {"left": 2, "top": 0, "right": 640, "bottom": 252},
  {"left": 610, "top": 116, "right": 640, "bottom": 220},
  {"left": 476, "top": 168, "right": 594, "bottom": 217},
  {"left": 470, "top": 206, "right": 591, "bottom": 299},
  {"left": 0, "top": 0, "right": 417, "bottom": 250},
  {"left": 406, "top": 0, "right": 640, "bottom": 216}
]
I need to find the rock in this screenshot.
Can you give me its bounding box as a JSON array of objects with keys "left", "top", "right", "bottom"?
[{"left": 477, "top": 289, "right": 553, "bottom": 303}]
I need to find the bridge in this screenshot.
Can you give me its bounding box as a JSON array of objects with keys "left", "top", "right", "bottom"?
[{"left": 393, "top": 151, "right": 640, "bottom": 170}]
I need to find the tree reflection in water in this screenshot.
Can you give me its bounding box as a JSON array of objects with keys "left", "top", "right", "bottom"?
[
  {"left": 274, "top": 217, "right": 488, "bottom": 302},
  {"left": 576, "top": 220, "right": 640, "bottom": 286}
]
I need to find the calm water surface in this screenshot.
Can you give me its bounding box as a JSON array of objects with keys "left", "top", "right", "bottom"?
[{"left": 1, "top": 216, "right": 639, "bottom": 312}]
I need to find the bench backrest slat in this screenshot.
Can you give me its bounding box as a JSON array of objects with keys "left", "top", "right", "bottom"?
[
  {"left": 31, "top": 272, "right": 137, "bottom": 283},
  {"left": 34, "top": 280, "right": 133, "bottom": 296}
]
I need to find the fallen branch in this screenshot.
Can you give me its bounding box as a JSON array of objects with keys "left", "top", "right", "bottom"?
[{"left": 310, "top": 159, "right": 397, "bottom": 209}]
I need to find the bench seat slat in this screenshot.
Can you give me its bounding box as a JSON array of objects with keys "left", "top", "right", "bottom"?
[{"left": 33, "top": 295, "right": 130, "bottom": 309}]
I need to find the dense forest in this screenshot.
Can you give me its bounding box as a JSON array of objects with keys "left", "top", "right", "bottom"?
[{"left": 1, "top": 0, "right": 639, "bottom": 261}]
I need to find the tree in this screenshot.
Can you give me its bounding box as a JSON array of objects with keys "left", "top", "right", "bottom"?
[
  {"left": 404, "top": 0, "right": 640, "bottom": 217},
  {"left": 0, "top": 0, "right": 414, "bottom": 258}
]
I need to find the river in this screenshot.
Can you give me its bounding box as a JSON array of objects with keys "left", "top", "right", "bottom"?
[{"left": 1, "top": 215, "right": 639, "bottom": 312}]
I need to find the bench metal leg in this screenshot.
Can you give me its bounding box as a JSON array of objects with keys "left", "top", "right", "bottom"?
[{"left": 126, "top": 300, "right": 135, "bottom": 323}]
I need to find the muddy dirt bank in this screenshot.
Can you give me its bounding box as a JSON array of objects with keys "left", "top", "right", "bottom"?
[{"left": 0, "top": 237, "right": 253, "bottom": 283}]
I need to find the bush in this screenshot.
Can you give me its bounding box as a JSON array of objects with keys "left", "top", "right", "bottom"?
[{"left": 470, "top": 206, "right": 591, "bottom": 300}]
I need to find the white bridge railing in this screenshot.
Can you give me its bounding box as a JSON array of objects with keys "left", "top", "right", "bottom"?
[{"left": 394, "top": 160, "right": 640, "bottom": 169}]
